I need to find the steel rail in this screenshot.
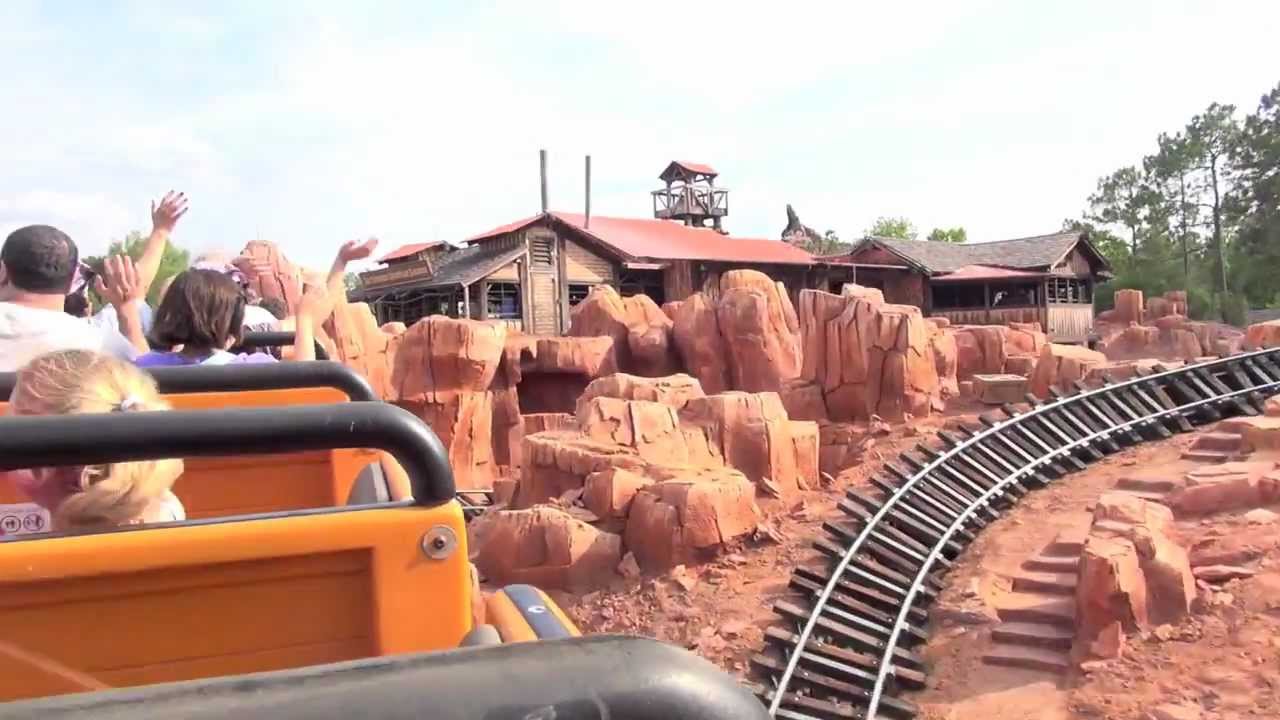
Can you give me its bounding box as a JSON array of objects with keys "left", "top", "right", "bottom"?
[
  {"left": 862, "top": 377, "right": 1280, "bottom": 718},
  {"left": 765, "top": 347, "right": 1280, "bottom": 717}
]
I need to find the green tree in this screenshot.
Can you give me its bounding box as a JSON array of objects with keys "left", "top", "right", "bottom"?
[
  {"left": 343, "top": 271, "right": 363, "bottom": 293},
  {"left": 1144, "top": 132, "right": 1201, "bottom": 281},
  {"left": 926, "top": 227, "right": 966, "bottom": 243},
  {"left": 1088, "top": 166, "right": 1148, "bottom": 256},
  {"left": 87, "top": 231, "right": 190, "bottom": 306},
  {"left": 865, "top": 216, "right": 917, "bottom": 240},
  {"left": 1230, "top": 83, "right": 1280, "bottom": 307},
  {"left": 1185, "top": 102, "right": 1241, "bottom": 295}
]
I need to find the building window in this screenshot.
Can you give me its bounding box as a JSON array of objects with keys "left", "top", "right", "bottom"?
[
  {"left": 568, "top": 284, "right": 592, "bottom": 306},
  {"left": 990, "top": 282, "right": 1039, "bottom": 308},
  {"left": 1046, "top": 277, "right": 1091, "bottom": 304},
  {"left": 487, "top": 283, "right": 522, "bottom": 319},
  {"left": 531, "top": 237, "right": 555, "bottom": 267},
  {"left": 931, "top": 283, "right": 985, "bottom": 309}
]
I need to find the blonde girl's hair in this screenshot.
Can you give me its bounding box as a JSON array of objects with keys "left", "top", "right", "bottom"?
[{"left": 12, "top": 350, "right": 184, "bottom": 528}]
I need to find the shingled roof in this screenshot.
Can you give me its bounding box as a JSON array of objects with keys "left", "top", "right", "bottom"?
[{"left": 846, "top": 232, "right": 1110, "bottom": 275}]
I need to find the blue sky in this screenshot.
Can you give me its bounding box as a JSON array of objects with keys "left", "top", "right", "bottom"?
[{"left": 3, "top": 1, "right": 1279, "bottom": 271}]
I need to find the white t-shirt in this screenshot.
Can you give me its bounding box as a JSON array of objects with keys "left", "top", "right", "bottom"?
[
  {"left": 241, "top": 303, "right": 281, "bottom": 331},
  {"left": 0, "top": 302, "right": 139, "bottom": 372},
  {"left": 91, "top": 303, "right": 155, "bottom": 338}
]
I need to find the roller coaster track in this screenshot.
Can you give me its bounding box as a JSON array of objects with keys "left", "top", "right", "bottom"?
[{"left": 746, "top": 347, "right": 1280, "bottom": 719}]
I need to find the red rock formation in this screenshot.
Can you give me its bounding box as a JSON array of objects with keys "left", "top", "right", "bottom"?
[
  {"left": 680, "top": 391, "right": 815, "bottom": 496},
  {"left": 567, "top": 285, "right": 679, "bottom": 376},
  {"left": 797, "top": 289, "right": 941, "bottom": 421},
  {"left": 469, "top": 506, "right": 622, "bottom": 591},
  {"left": 576, "top": 373, "right": 705, "bottom": 414},
  {"left": 511, "top": 335, "right": 617, "bottom": 414},
  {"left": 235, "top": 240, "right": 304, "bottom": 314},
  {"left": 583, "top": 467, "right": 654, "bottom": 520},
  {"left": 1114, "top": 289, "right": 1144, "bottom": 325},
  {"left": 1006, "top": 322, "right": 1047, "bottom": 356},
  {"left": 325, "top": 301, "right": 398, "bottom": 399},
  {"left": 515, "top": 432, "right": 646, "bottom": 508},
  {"left": 624, "top": 466, "right": 760, "bottom": 571},
  {"left": 670, "top": 293, "right": 730, "bottom": 394},
  {"left": 779, "top": 379, "right": 829, "bottom": 421},
  {"left": 578, "top": 397, "right": 691, "bottom": 465},
  {"left": 1003, "top": 355, "right": 1037, "bottom": 376},
  {"left": 1245, "top": 319, "right": 1280, "bottom": 350},
  {"left": 1075, "top": 534, "right": 1148, "bottom": 661},
  {"left": 930, "top": 327, "right": 959, "bottom": 399},
  {"left": 1075, "top": 493, "right": 1194, "bottom": 661},
  {"left": 1168, "top": 461, "right": 1280, "bottom": 515},
  {"left": 953, "top": 326, "right": 1008, "bottom": 379},
  {"left": 391, "top": 317, "right": 507, "bottom": 490},
  {"left": 715, "top": 270, "right": 803, "bottom": 393},
  {"left": 1028, "top": 343, "right": 1108, "bottom": 398}
]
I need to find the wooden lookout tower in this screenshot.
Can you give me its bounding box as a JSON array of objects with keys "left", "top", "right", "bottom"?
[{"left": 651, "top": 161, "right": 728, "bottom": 231}]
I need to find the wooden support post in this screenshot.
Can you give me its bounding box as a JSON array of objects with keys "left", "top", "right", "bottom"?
[
  {"left": 462, "top": 284, "right": 471, "bottom": 319},
  {"left": 557, "top": 235, "right": 570, "bottom": 333},
  {"left": 539, "top": 149, "right": 548, "bottom": 214},
  {"left": 983, "top": 283, "right": 991, "bottom": 325},
  {"left": 478, "top": 279, "right": 489, "bottom": 320}
]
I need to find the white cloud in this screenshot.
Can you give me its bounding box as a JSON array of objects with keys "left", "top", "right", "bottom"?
[{"left": 0, "top": 191, "right": 133, "bottom": 255}]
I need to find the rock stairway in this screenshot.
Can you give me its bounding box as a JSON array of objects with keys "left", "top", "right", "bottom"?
[{"left": 981, "top": 528, "right": 1085, "bottom": 674}]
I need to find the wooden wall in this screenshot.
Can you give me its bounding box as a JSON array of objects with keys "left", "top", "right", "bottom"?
[
  {"left": 1051, "top": 247, "right": 1093, "bottom": 277},
  {"left": 563, "top": 239, "right": 614, "bottom": 283},
  {"left": 1046, "top": 304, "right": 1092, "bottom": 343},
  {"left": 662, "top": 261, "right": 697, "bottom": 302},
  {"left": 526, "top": 229, "right": 561, "bottom": 335},
  {"left": 932, "top": 306, "right": 1045, "bottom": 327}
]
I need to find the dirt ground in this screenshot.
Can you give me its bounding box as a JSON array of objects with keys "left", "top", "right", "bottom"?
[{"left": 559, "top": 407, "right": 1280, "bottom": 720}]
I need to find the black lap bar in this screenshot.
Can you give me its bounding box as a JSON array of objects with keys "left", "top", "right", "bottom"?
[
  {"left": 233, "top": 330, "right": 329, "bottom": 360},
  {"left": 0, "top": 403, "right": 452, "bottom": 506},
  {"left": 0, "top": 361, "right": 375, "bottom": 402},
  {"left": 0, "top": 635, "right": 770, "bottom": 720}
]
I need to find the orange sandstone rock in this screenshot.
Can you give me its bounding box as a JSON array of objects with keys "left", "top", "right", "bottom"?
[
  {"left": 469, "top": 506, "right": 622, "bottom": 591},
  {"left": 624, "top": 466, "right": 760, "bottom": 571},
  {"left": 1028, "top": 343, "right": 1107, "bottom": 398}
]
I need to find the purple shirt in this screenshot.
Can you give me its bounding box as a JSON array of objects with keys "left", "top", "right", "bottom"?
[{"left": 135, "top": 350, "right": 278, "bottom": 368}]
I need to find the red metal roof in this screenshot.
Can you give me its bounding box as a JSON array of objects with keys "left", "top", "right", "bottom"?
[
  {"left": 379, "top": 242, "right": 442, "bottom": 263},
  {"left": 672, "top": 160, "right": 717, "bottom": 176},
  {"left": 466, "top": 212, "right": 815, "bottom": 265},
  {"left": 934, "top": 264, "right": 1048, "bottom": 281}
]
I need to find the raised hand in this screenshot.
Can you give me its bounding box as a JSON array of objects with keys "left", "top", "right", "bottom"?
[
  {"left": 151, "top": 191, "right": 189, "bottom": 234},
  {"left": 337, "top": 237, "right": 379, "bottom": 264},
  {"left": 94, "top": 255, "right": 145, "bottom": 308}
]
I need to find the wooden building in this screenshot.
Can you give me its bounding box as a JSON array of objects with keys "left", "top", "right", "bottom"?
[
  {"left": 830, "top": 232, "right": 1113, "bottom": 343},
  {"left": 357, "top": 211, "right": 823, "bottom": 333}
]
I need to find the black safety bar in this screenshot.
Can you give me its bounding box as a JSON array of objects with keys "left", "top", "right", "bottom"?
[
  {"left": 0, "top": 403, "right": 453, "bottom": 506},
  {"left": 233, "top": 330, "right": 330, "bottom": 361},
  {"left": 0, "top": 361, "right": 376, "bottom": 403},
  {"left": 0, "top": 636, "right": 769, "bottom": 720}
]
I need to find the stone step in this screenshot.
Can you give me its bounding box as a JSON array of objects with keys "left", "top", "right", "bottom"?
[
  {"left": 1115, "top": 476, "right": 1181, "bottom": 494},
  {"left": 1022, "top": 553, "right": 1079, "bottom": 574},
  {"left": 1114, "top": 489, "right": 1168, "bottom": 503},
  {"left": 996, "top": 593, "right": 1076, "bottom": 628},
  {"left": 1190, "top": 432, "right": 1245, "bottom": 452},
  {"left": 982, "top": 643, "right": 1072, "bottom": 673},
  {"left": 990, "top": 621, "right": 1075, "bottom": 651},
  {"left": 1011, "top": 571, "right": 1077, "bottom": 596},
  {"left": 1180, "top": 449, "right": 1232, "bottom": 464},
  {"left": 1042, "top": 526, "right": 1090, "bottom": 557}
]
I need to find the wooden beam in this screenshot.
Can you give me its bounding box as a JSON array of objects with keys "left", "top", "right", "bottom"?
[
  {"left": 462, "top": 283, "right": 471, "bottom": 319},
  {"left": 479, "top": 279, "right": 489, "bottom": 320},
  {"left": 557, "top": 233, "right": 570, "bottom": 333},
  {"left": 983, "top": 283, "right": 991, "bottom": 325}
]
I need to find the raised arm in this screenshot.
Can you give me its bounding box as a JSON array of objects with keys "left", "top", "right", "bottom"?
[
  {"left": 326, "top": 237, "right": 378, "bottom": 306},
  {"left": 95, "top": 255, "right": 149, "bottom": 353},
  {"left": 136, "top": 192, "right": 189, "bottom": 294}
]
